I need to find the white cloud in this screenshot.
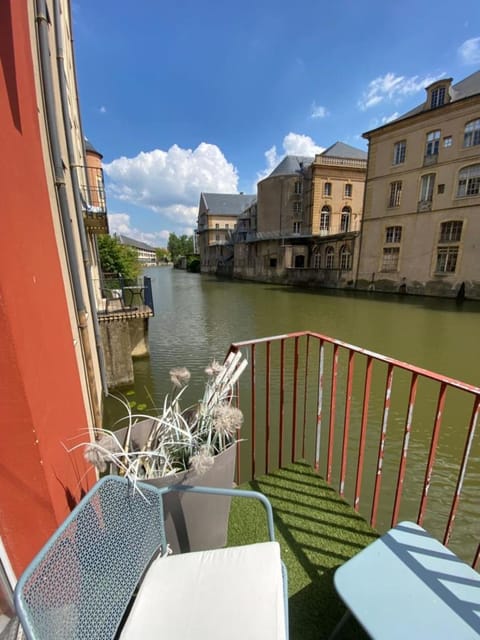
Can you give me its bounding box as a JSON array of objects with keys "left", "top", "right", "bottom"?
[
  {"left": 255, "top": 133, "right": 325, "bottom": 186},
  {"left": 99, "top": 105, "right": 107, "bottom": 114},
  {"left": 104, "top": 142, "right": 239, "bottom": 231},
  {"left": 459, "top": 37, "right": 480, "bottom": 64},
  {"left": 358, "top": 72, "right": 445, "bottom": 110},
  {"left": 108, "top": 213, "right": 174, "bottom": 247},
  {"left": 283, "top": 132, "right": 325, "bottom": 156},
  {"left": 382, "top": 112, "right": 400, "bottom": 124},
  {"left": 311, "top": 102, "right": 328, "bottom": 119}
]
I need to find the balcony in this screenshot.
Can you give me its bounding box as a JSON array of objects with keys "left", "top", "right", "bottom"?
[
  {"left": 96, "top": 275, "right": 154, "bottom": 320},
  {"left": 80, "top": 165, "right": 108, "bottom": 234}
]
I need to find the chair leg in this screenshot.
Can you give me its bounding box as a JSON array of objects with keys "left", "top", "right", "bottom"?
[{"left": 329, "top": 609, "right": 352, "bottom": 639}]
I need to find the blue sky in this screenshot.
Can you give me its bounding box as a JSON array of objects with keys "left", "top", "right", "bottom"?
[{"left": 73, "top": 0, "right": 480, "bottom": 248}]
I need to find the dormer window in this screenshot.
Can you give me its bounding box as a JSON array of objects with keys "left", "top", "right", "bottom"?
[{"left": 431, "top": 86, "right": 446, "bottom": 108}]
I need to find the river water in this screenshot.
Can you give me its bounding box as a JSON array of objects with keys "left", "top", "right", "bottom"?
[
  {"left": 103, "top": 266, "right": 479, "bottom": 557},
  {"left": 107, "top": 265, "right": 480, "bottom": 404}
]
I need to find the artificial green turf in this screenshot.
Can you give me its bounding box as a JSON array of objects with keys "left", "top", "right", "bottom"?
[{"left": 227, "top": 461, "right": 378, "bottom": 640}]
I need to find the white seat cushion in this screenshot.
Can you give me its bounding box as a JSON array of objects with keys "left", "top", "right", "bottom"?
[{"left": 120, "top": 541, "right": 286, "bottom": 640}]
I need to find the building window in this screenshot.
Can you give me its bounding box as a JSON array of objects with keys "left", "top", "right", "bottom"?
[
  {"left": 225, "top": 223, "right": 229, "bottom": 230},
  {"left": 393, "top": 141, "right": 406, "bottom": 165},
  {"left": 419, "top": 173, "right": 435, "bottom": 203},
  {"left": 339, "top": 245, "right": 352, "bottom": 270},
  {"left": 457, "top": 164, "right": 480, "bottom": 197},
  {"left": 435, "top": 247, "right": 458, "bottom": 273},
  {"left": 312, "top": 250, "right": 321, "bottom": 269},
  {"left": 215, "top": 234, "right": 220, "bottom": 241},
  {"left": 444, "top": 136, "right": 452, "bottom": 148},
  {"left": 293, "top": 201, "right": 302, "bottom": 215},
  {"left": 324, "top": 182, "right": 332, "bottom": 196},
  {"left": 464, "top": 119, "right": 480, "bottom": 148},
  {"left": 425, "top": 130, "right": 441, "bottom": 157},
  {"left": 215, "top": 223, "right": 219, "bottom": 229},
  {"left": 381, "top": 247, "right": 400, "bottom": 272},
  {"left": 438, "top": 184, "right": 445, "bottom": 194},
  {"left": 430, "top": 86, "right": 446, "bottom": 108},
  {"left": 293, "top": 222, "right": 301, "bottom": 234},
  {"left": 325, "top": 246, "right": 335, "bottom": 269},
  {"left": 385, "top": 226, "right": 402, "bottom": 243},
  {"left": 439, "top": 221, "right": 463, "bottom": 243},
  {"left": 345, "top": 183, "right": 352, "bottom": 197},
  {"left": 320, "top": 206, "right": 330, "bottom": 231},
  {"left": 388, "top": 181, "right": 402, "bottom": 207},
  {"left": 294, "top": 180, "right": 302, "bottom": 194},
  {"left": 341, "top": 207, "right": 351, "bottom": 232}
]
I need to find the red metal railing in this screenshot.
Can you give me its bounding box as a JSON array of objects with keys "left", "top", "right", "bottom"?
[{"left": 227, "top": 331, "right": 480, "bottom": 568}]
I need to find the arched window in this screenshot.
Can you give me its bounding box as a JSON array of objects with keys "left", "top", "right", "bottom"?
[
  {"left": 320, "top": 205, "right": 330, "bottom": 231},
  {"left": 464, "top": 119, "right": 480, "bottom": 148},
  {"left": 457, "top": 164, "right": 480, "bottom": 197},
  {"left": 312, "top": 247, "right": 321, "bottom": 269},
  {"left": 341, "top": 206, "right": 351, "bottom": 232},
  {"left": 339, "top": 245, "right": 352, "bottom": 270},
  {"left": 325, "top": 246, "right": 335, "bottom": 269}
]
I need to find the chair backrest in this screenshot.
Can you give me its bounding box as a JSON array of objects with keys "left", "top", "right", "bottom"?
[{"left": 14, "top": 476, "right": 166, "bottom": 640}]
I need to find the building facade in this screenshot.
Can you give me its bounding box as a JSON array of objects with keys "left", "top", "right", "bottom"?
[
  {"left": 233, "top": 143, "right": 367, "bottom": 287},
  {"left": 197, "top": 192, "right": 256, "bottom": 273},
  {"left": 119, "top": 234, "right": 157, "bottom": 266},
  {"left": 357, "top": 72, "right": 480, "bottom": 299},
  {"left": 0, "top": 0, "right": 110, "bottom": 622}
]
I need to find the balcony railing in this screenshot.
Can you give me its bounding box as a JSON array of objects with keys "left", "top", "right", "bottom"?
[
  {"left": 242, "top": 224, "right": 358, "bottom": 242},
  {"left": 226, "top": 331, "right": 480, "bottom": 567},
  {"left": 79, "top": 166, "right": 108, "bottom": 234},
  {"left": 97, "top": 275, "right": 154, "bottom": 317}
]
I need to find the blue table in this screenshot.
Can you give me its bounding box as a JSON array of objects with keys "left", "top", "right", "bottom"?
[{"left": 333, "top": 521, "right": 480, "bottom": 639}]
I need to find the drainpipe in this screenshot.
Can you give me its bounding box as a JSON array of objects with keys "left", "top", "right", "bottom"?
[
  {"left": 354, "top": 141, "right": 370, "bottom": 288},
  {"left": 52, "top": 0, "right": 108, "bottom": 397},
  {"left": 35, "top": 0, "right": 102, "bottom": 428}
]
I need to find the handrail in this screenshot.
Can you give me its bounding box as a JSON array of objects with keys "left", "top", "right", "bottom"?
[{"left": 226, "top": 330, "right": 480, "bottom": 567}]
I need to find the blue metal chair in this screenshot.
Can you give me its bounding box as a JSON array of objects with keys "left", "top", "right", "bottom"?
[{"left": 14, "top": 476, "right": 288, "bottom": 639}]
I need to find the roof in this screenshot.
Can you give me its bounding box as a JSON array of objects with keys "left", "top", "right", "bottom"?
[
  {"left": 266, "top": 144, "right": 367, "bottom": 179},
  {"left": 118, "top": 235, "right": 156, "bottom": 251},
  {"left": 364, "top": 70, "right": 480, "bottom": 137},
  {"left": 84, "top": 137, "right": 103, "bottom": 157},
  {"left": 319, "top": 141, "right": 367, "bottom": 160},
  {"left": 267, "top": 156, "right": 313, "bottom": 178},
  {"left": 200, "top": 193, "right": 256, "bottom": 216}
]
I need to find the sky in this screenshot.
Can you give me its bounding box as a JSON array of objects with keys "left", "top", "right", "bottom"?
[{"left": 72, "top": 0, "right": 480, "bottom": 248}]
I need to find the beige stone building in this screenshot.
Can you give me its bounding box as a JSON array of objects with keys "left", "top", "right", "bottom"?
[
  {"left": 197, "top": 192, "right": 256, "bottom": 273},
  {"left": 233, "top": 143, "right": 367, "bottom": 287},
  {"left": 357, "top": 71, "right": 480, "bottom": 299}
]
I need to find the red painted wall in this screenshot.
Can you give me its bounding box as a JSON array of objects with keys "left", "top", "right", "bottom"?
[{"left": 0, "top": 0, "right": 96, "bottom": 575}]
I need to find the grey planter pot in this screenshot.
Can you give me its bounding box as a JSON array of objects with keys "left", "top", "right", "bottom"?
[{"left": 111, "top": 419, "right": 237, "bottom": 554}]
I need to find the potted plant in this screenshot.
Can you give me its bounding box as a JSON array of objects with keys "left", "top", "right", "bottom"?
[{"left": 79, "top": 351, "right": 247, "bottom": 553}]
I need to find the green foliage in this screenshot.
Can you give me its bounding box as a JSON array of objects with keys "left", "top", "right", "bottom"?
[
  {"left": 187, "top": 256, "right": 200, "bottom": 273},
  {"left": 97, "top": 235, "right": 140, "bottom": 280},
  {"left": 167, "top": 233, "right": 194, "bottom": 263},
  {"left": 155, "top": 247, "right": 171, "bottom": 263}
]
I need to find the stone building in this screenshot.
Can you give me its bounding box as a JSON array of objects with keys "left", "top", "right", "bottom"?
[
  {"left": 233, "top": 143, "right": 367, "bottom": 288},
  {"left": 197, "top": 192, "right": 256, "bottom": 273},
  {"left": 356, "top": 71, "right": 480, "bottom": 299}
]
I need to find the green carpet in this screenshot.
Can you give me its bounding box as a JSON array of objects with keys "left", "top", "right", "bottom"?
[{"left": 227, "top": 461, "right": 378, "bottom": 640}]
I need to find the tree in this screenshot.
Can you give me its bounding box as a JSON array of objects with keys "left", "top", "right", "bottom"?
[
  {"left": 167, "top": 233, "right": 194, "bottom": 263},
  {"left": 155, "top": 247, "right": 171, "bottom": 263},
  {"left": 97, "top": 234, "right": 140, "bottom": 280}
]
